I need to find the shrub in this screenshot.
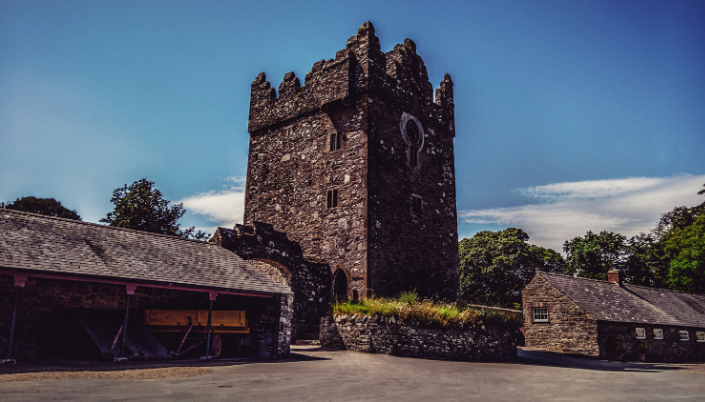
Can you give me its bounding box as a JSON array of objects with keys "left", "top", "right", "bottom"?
[{"left": 331, "top": 292, "right": 521, "bottom": 330}]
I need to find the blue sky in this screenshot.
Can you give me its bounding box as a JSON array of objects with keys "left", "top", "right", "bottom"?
[{"left": 1, "top": 0, "right": 704, "bottom": 252}]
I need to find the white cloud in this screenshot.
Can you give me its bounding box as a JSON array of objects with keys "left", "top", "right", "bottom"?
[
  {"left": 179, "top": 177, "right": 246, "bottom": 231},
  {"left": 459, "top": 174, "right": 705, "bottom": 252}
]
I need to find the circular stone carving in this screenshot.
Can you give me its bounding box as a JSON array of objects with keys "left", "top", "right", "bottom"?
[{"left": 400, "top": 112, "right": 424, "bottom": 151}]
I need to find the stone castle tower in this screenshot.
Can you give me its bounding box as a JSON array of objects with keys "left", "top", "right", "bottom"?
[{"left": 244, "top": 22, "right": 459, "bottom": 300}]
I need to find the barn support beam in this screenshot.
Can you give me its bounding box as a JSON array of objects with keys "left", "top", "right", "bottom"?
[
  {"left": 1, "top": 274, "right": 27, "bottom": 365},
  {"left": 273, "top": 295, "right": 281, "bottom": 360},
  {"left": 201, "top": 291, "right": 218, "bottom": 360},
  {"left": 116, "top": 284, "right": 137, "bottom": 362}
]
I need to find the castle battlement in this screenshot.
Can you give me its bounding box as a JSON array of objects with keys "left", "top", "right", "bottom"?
[{"left": 248, "top": 22, "right": 454, "bottom": 136}]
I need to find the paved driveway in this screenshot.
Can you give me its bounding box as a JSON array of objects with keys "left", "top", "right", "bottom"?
[{"left": 1, "top": 346, "right": 704, "bottom": 401}]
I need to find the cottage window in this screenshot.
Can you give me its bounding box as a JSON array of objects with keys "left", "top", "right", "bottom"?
[
  {"left": 532, "top": 307, "right": 548, "bottom": 322},
  {"left": 635, "top": 327, "right": 646, "bottom": 339},
  {"left": 653, "top": 328, "right": 663, "bottom": 339},
  {"left": 329, "top": 132, "right": 342, "bottom": 151},
  {"left": 327, "top": 189, "right": 339, "bottom": 208},
  {"left": 679, "top": 330, "right": 689, "bottom": 341},
  {"left": 697, "top": 331, "right": 705, "bottom": 342}
]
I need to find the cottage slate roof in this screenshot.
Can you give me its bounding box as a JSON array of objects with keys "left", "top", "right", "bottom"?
[
  {"left": 541, "top": 272, "right": 705, "bottom": 328},
  {"left": 0, "top": 209, "right": 291, "bottom": 295}
]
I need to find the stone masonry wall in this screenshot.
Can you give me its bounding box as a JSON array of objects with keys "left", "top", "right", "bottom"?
[
  {"left": 522, "top": 274, "right": 600, "bottom": 357},
  {"left": 0, "top": 276, "right": 285, "bottom": 361},
  {"left": 597, "top": 322, "right": 705, "bottom": 363},
  {"left": 244, "top": 21, "right": 458, "bottom": 299},
  {"left": 320, "top": 315, "right": 516, "bottom": 361}
]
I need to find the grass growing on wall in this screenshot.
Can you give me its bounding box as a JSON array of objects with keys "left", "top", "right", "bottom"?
[{"left": 332, "top": 292, "right": 521, "bottom": 329}]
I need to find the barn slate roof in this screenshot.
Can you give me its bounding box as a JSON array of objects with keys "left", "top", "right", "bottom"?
[
  {"left": 541, "top": 272, "right": 705, "bottom": 328},
  {"left": 0, "top": 209, "right": 291, "bottom": 295}
]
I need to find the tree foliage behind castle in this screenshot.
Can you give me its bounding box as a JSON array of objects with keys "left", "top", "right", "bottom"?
[
  {"left": 563, "top": 182, "right": 705, "bottom": 293},
  {"left": 101, "top": 178, "right": 208, "bottom": 240},
  {"left": 1, "top": 196, "right": 81, "bottom": 220},
  {"left": 459, "top": 228, "right": 565, "bottom": 308}
]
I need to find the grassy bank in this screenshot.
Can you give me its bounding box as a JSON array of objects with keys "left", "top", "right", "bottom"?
[{"left": 331, "top": 292, "right": 521, "bottom": 330}]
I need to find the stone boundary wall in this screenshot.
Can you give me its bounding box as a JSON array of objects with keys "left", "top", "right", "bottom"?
[{"left": 320, "top": 315, "right": 516, "bottom": 361}]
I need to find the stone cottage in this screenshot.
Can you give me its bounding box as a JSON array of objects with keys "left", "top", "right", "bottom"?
[{"left": 522, "top": 270, "right": 705, "bottom": 362}]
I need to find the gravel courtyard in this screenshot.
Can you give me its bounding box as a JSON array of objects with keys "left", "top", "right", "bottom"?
[{"left": 1, "top": 346, "right": 704, "bottom": 401}]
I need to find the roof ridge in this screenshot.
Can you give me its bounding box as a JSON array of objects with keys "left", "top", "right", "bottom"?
[
  {"left": 541, "top": 271, "right": 613, "bottom": 285},
  {"left": 624, "top": 283, "right": 705, "bottom": 297},
  {"left": 1, "top": 208, "right": 211, "bottom": 245}
]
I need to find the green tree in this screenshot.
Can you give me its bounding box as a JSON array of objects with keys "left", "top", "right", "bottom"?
[
  {"left": 101, "top": 179, "right": 209, "bottom": 240},
  {"left": 623, "top": 233, "right": 663, "bottom": 287},
  {"left": 529, "top": 245, "right": 566, "bottom": 273},
  {"left": 459, "top": 228, "right": 565, "bottom": 307},
  {"left": 653, "top": 183, "right": 705, "bottom": 293},
  {"left": 1, "top": 196, "right": 81, "bottom": 220},
  {"left": 563, "top": 231, "right": 627, "bottom": 280},
  {"left": 661, "top": 214, "right": 705, "bottom": 293}
]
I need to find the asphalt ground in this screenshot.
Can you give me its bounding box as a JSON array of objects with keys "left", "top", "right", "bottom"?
[{"left": 1, "top": 346, "right": 704, "bottom": 401}]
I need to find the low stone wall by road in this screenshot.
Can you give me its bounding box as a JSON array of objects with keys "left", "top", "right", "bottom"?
[{"left": 320, "top": 315, "right": 516, "bottom": 361}]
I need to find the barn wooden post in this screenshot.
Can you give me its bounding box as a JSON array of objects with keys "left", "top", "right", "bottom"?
[
  {"left": 117, "top": 284, "right": 137, "bottom": 361},
  {"left": 1, "top": 274, "right": 28, "bottom": 364},
  {"left": 273, "top": 295, "right": 281, "bottom": 360},
  {"left": 202, "top": 291, "right": 217, "bottom": 360}
]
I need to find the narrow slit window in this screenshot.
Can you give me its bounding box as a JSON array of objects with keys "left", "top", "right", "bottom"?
[
  {"left": 329, "top": 132, "right": 341, "bottom": 151},
  {"left": 412, "top": 195, "right": 422, "bottom": 215},
  {"left": 532, "top": 307, "right": 548, "bottom": 322},
  {"left": 327, "top": 189, "right": 338, "bottom": 208},
  {"left": 409, "top": 146, "right": 418, "bottom": 168}
]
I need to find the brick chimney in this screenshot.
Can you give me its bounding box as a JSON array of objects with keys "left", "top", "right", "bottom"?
[{"left": 607, "top": 269, "right": 623, "bottom": 286}]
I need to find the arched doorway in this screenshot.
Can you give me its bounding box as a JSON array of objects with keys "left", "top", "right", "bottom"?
[{"left": 332, "top": 270, "right": 348, "bottom": 301}]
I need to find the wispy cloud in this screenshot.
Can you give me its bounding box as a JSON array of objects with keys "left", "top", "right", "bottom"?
[
  {"left": 179, "top": 176, "right": 246, "bottom": 231},
  {"left": 459, "top": 174, "right": 705, "bottom": 252}
]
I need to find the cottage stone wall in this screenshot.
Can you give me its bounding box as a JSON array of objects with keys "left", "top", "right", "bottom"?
[
  {"left": 598, "top": 322, "right": 705, "bottom": 362},
  {"left": 0, "top": 276, "right": 287, "bottom": 361},
  {"left": 319, "top": 315, "right": 516, "bottom": 361},
  {"left": 522, "top": 274, "right": 600, "bottom": 357},
  {"left": 244, "top": 22, "right": 459, "bottom": 300}
]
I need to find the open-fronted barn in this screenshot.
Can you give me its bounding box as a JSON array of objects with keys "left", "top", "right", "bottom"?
[{"left": 0, "top": 209, "right": 291, "bottom": 363}]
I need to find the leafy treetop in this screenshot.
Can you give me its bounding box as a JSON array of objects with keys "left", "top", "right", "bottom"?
[
  {"left": 100, "top": 179, "right": 209, "bottom": 240},
  {"left": 1, "top": 196, "right": 81, "bottom": 220}
]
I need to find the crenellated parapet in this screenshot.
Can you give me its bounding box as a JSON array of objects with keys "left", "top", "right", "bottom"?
[{"left": 248, "top": 21, "right": 455, "bottom": 136}]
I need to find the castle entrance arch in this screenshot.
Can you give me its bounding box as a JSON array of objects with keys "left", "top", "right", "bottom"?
[
  {"left": 333, "top": 270, "right": 348, "bottom": 301},
  {"left": 248, "top": 259, "right": 292, "bottom": 289}
]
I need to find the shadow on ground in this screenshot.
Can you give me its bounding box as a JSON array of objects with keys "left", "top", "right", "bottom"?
[
  {"left": 0, "top": 349, "right": 330, "bottom": 376},
  {"left": 514, "top": 347, "right": 685, "bottom": 373}
]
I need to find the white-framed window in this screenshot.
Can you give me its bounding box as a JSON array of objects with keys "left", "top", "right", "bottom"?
[
  {"left": 532, "top": 307, "right": 548, "bottom": 322},
  {"left": 653, "top": 328, "right": 663, "bottom": 339},
  {"left": 679, "top": 330, "right": 689, "bottom": 341},
  {"left": 636, "top": 327, "right": 646, "bottom": 339},
  {"left": 697, "top": 331, "right": 705, "bottom": 342}
]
